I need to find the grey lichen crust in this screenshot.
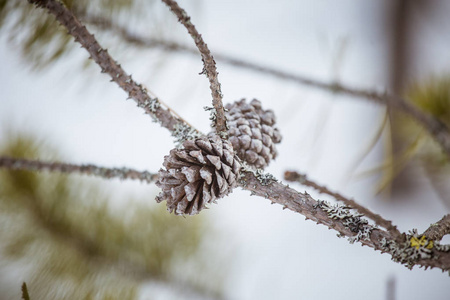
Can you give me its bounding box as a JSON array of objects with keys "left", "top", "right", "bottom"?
[
  {"left": 171, "top": 123, "right": 202, "bottom": 148},
  {"left": 239, "top": 163, "right": 278, "bottom": 187},
  {"left": 254, "top": 169, "right": 277, "bottom": 186},
  {"left": 380, "top": 229, "right": 450, "bottom": 270},
  {"left": 316, "top": 200, "right": 450, "bottom": 270},
  {"left": 136, "top": 95, "right": 160, "bottom": 114},
  {"left": 204, "top": 106, "right": 218, "bottom": 128},
  {"left": 156, "top": 134, "right": 241, "bottom": 215},
  {"left": 314, "top": 200, "right": 374, "bottom": 244}
]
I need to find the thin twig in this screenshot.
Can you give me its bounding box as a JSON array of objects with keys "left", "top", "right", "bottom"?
[
  {"left": 284, "top": 170, "right": 402, "bottom": 239},
  {"left": 0, "top": 156, "right": 157, "bottom": 183},
  {"left": 423, "top": 214, "right": 450, "bottom": 241},
  {"left": 240, "top": 170, "right": 450, "bottom": 271},
  {"left": 78, "top": 13, "right": 450, "bottom": 158},
  {"left": 161, "top": 0, "right": 227, "bottom": 136},
  {"left": 4, "top": 154, "right": 449, "bottom": 270},
  {"left": 28, "top": 0, "right": 195, "bottom": 135},
  {"left": 21, "top": 282, "right": 30, "bottom": 300}
]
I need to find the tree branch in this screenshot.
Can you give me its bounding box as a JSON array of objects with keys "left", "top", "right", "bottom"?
[
  {"left": 27, "top": 0, "right": 198, "bottom": 136},
  {"left": 0, "top": 156, "right": 157, "bottom": 183},
  {"left": 239, "top": 170, "right": 450, "bottom": 271},
  {"left": 423, "top": 214, "right": 450, "bottom": 241},
  {"left": 160, "top": 0, "right": 227, "bottom": 136},
  {"left": 77, "top": 13, "right": 450, "bottom": 158},
  {"left": 4, "top": 153, "right": 449, "bottom": 271},
  {"left": 25, "top": 0, "right": 450, "bottom": 272},
  {"left": 21, "top": 282, "right": 30, "bottom": 300},
  {"left": 284, "top": 170, "right": 402, "bottom": 239}
]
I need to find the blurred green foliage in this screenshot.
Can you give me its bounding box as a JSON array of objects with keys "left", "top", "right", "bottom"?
[
  {"left": 395, "top": 75, "right": 450, "bottom": 164},
  {"left": 374, "top": 75, "right": 450, "bottom": 200},
  {"left": 353, "top": 74, "right": 450, "bottom": 201},
  {"left": 0, "top": 0, "right": 162, "bottom": 69},
  {"left": 0, "top": 133, "right": 223, "bottom": 299},
  {"left": 408, "top": 75, "right": 450, "bottom": 127}
]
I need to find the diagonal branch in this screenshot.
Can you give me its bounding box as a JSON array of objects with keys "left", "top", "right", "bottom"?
[
  {"left": 161, "top": 0, "right": 227, "bottom": 136},
  {"left": 4, "top": 155, "right": 449, "bottom": 271},
  {"left": 423, "top": 214, "right": 450, "bottom": 241},
  {"left": 28, "top": 0, "right": 196, "bottom": 136},
  {"left": 284, "top": 170, "right": 402, "bottom": 239},
  {"left": 77, "top": 13, "right": 450, "bottom": 158},
  {"left": 26, "top": 1, "right": 450, "bottom": 272},
  {"left": 0, "top": 156, "right": 157, "bottom": 183},
  {"left": 21, "top": 283, "right": 30, "bottom": 300},
  {"left": 240, "top": 170, "right": 450, "bottom": 271}
]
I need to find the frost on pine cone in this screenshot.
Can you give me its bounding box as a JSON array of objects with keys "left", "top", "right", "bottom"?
[
  {"left": 156, "top": 135, "right": 241, "bottom": 215},
  {"left": 226, "top": 99, "right": 282, "bottom": 169}
]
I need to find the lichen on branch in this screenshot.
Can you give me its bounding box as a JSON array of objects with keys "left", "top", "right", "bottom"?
[
  {"left": 239, "top": 169, "right": 450, "bottom": 271},
  {"left": 284, "top": 170, "right": 401, "bottom": 239},
  {"left": 161, "top": 0, "right": 228, "bottom": 136},
  {"left": 0, "top": 156, "right": 158, "bottom": 183},
  {"left": 28, "top": 0, "right": 194, "bottom": 135}
]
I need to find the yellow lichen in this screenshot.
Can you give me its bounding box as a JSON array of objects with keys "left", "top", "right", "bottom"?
[{"left": 410, "top": 236, "right": 434, "bottom": 250}]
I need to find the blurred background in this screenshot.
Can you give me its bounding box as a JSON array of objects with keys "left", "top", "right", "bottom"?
[{"left": 1, "top": 0, "right": 450, "bottom": 299}]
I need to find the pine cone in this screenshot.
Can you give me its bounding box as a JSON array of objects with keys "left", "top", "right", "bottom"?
[
  {"left": 226, "top": 99, "right": 282, "bottom": 169},
  {"left": 156, "top": 135, "right": 241, "bottom": 215}
]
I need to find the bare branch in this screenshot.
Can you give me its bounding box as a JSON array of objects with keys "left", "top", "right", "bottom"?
[
  {"left": 28, "top": 0, "right": 197, "bottom": 135},
  {"left": 21, "top": 282, "right": 30, "bottom": 300},
  {"left": 78, "top": 12, "right": 196, "bottom": 51},
  {"left": 240, "top": 170, "right": 450, "bottom": 271},
  {"left": 161, "top": 0, "right": 227, "bottom": 136},
  {"left": 0, "top": 156, "right": 157, "bottom": 183},
  {"left": 26, "top": 1, "right": 450, "bottom": 272},
  {"left": 77, "top": 14, "right": 450, "bottom": 158},
  {"left": 423, "top": 214, "right": 450, "bottom": 241},
  {"left": 284, "top": 170, "right": 401, "bottom": 239}
]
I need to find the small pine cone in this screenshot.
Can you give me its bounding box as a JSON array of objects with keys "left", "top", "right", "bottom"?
[
  {"left": 225, "top": 99, "right": 282, "bottom": 169},
  {"left": 156, "top": 135, "right": 241, "bottom": 215}
]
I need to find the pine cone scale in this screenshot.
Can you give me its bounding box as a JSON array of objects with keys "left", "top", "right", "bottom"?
[
  {"left": 195, "top": 139, "right": 213, "bottom": 153},
  {"left": 206, "top": 155, "right": 221, "bottom": 170},
  {"left": 174, "top": 151, "right": 201, "bottom": 166},
  {"left": 202, "top": 182, "right": 211, "bottom": 203},
  {"left": 184, "top": 182, "right": 199, "bottom": 201},
  {"left": 221, "top": 162, "right": 231, "bottom": 179},
  {"left": 199, "top": 166, "right": 213, "bottom": 184},
  {"left": 181, "top": 166, "right": 201, "bottom": 182}
]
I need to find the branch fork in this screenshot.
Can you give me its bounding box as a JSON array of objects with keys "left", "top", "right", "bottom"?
[{"left": 9, "top": 0, "right": 449, "bottom": 273}]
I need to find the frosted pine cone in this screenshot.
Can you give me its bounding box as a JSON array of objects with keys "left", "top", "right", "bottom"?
[
  {"left": 156, "top": 134, "right": 241, "bottom": 215},
  {"left": 226, "top": 99, "right": 282, "bottom": 169}
]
